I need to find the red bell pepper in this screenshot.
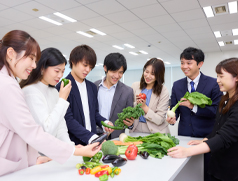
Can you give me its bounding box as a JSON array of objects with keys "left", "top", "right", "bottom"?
[
  {"left": 85, "top": 168, "right": 91, "bottom": 175},
  {"left": 95, "top": 170, "right": 109, "bottom": 177},
  {"left": 100, "top": 165, "right": 109, "bottom": 168},
  {"left": 78, "top": 169, "right": 84, "bottom": 175},
  {"left": 125, "top": 144, "right": 138, "bottom": 160}
]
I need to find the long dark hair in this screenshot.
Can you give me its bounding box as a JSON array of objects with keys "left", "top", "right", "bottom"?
[
  {"left": 216, "top": 58, "right": 238, "bottom": 114},
  {"left": 140, "top": 58, "right": 165, "bottom": 96},
  {"left": 0, "top": 30, "right": 41, "bottom": 75},
  {"left": 20, "top": 47, "right": 67, "bottom": 88}
]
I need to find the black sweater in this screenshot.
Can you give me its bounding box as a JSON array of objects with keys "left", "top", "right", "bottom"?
[{"left": 205, "top": 100, "right": 238, "bottom": 181}]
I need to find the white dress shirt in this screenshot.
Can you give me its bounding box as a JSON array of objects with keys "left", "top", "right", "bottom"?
[
  {"left": 187, "top": 72, "right": 201, "bottom": 113},
  {"left": 22, "top": 81, "right": 74, "bottom": 146}
]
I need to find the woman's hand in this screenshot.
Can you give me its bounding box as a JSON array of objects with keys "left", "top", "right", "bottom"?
[
  {"left": 123, "top": 117, "right": 134, "bottom": 126},
  {"left": 136, "top": 95, "right": 148, "bottom": 113},
  {"left": 166, "top": 117, "right": 176, "bottom": 125},
  {"left": 36, "top": 156, "right": 52, "bottom": 165},
  {"left": 167, "top": 146, "right": 190, "bottom": 158},
  {"left": 74, "top": 142, "right": 102, "bottom": 158},
  {"left": 59, "top": 80, "right": 72, "bottom": 100},
  {"left": 188, "top": 140, "right": 203, "bottom": 145}
]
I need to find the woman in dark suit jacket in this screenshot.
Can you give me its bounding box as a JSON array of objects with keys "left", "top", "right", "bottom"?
[{"left": 168, "top": 57, "right": 238, "bottom": 181}]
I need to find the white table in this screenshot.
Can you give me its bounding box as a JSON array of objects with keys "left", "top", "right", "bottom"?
[{"left": 1, "top": 133, "right": 203, "bottom": 181}]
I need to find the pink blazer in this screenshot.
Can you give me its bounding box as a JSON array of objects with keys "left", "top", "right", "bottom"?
[{"left": 0, "top": 66, "right": 74, "bottom": 176}]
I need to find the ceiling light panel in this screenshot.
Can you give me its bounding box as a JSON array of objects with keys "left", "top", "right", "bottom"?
[
  {"left": 232, "top": 29, "right": 238, "bottom": 36},
  {"left": 139, "top": 50, "right": 148, "bottom": 54},
  {"left": 164, "top": 62, "right": 171, "bottom": 64},
  {"left": 234, "top": 40, "right": 238, "bottom": 45},
  {"left": 112, "top": 45, "right": 124, "bottom": 50},
  {"left": 203, "top": 6, "right": 214, "bottom": 18},
  {"left": 39, "top": 16, "right": 62, "bottom": 26},
  {"left": 124, "top": 44, "right": 135, "bottom": 48},
  {"left": 228, "top": 1, "right": 238, "bottom": 14},
  {"left": 54, "top": 12, "right": 77, "bottom": 22},
  {"left": 129, "top": 52, "right": 138, "bottom": 55},
  {"left": 218, "top": 41, "right": 225, "bottom": 46},
  {"left": 90, "top": 28, "right": 106, "bottom": 35},
  {"left": 76, "top": 31, "right": 93, "bottom": 38},
  {"left": 214, "top": 31, "right": 222, "bottom": 38}
]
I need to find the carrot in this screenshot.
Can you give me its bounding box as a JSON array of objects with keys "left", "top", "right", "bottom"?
[{"left": 112, "top": 140, "right": 143, "bottom": 146}]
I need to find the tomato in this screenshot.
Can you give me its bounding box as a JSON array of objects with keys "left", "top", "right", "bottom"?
[
  {"left": 139, "top": 93, "right": 146, "bottom": 100},
  {"left": 125, "top": 145, "right": 138, "bottom": 160}
]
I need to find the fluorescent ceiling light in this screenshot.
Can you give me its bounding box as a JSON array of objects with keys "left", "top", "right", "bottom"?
[
  {"left": 157, "top": 57, "right": 163, "bottom": 60},
  {"left": 218, "top": 41, "right": 225, "bottom": 46},
  {"left": 164, "top": 62, "right": 171, "bottom": 64},
  {"left": 124, "top": 44, "right": 135, "bottom": 48},
  {"left": 203, "top": 6, "right": 214, "bottom": 18},
  {"left": 95, "top": 64, "right": 99, "bottom": 66},
  {"left": 129, "top": 52, "right": 138, "bottom": 55},
  {"left": 90, "top": 28, "right": 106, "bottom": 36},
  {"left": 39, "top": 16, "right": 62, "bottom": 25},
  {"left": 234, "top": 40, "right": 238, "bottom": 45},
  {"left": 228, "top": 1, "right": 237, "bottom": 14},
  {"left": 63, "top": 54, "right": 67, "bottom": 57},
  {"left": 76, "top": 31, "right": 93, "bottom": 38},
  {"left": 232, "top": 28, "right": 238, "bottom": 36},
  {"left": 214, "top": 31, "right": 222, "bottom": 38},
  {"left": 98, "top": 63, "right": 103, "bottom": 66},
  {"left": 54, "top": 12, "right": 77, "bottom": 22},
  {"left": 112, "top": 45, "right": 124, "bottom": 50},
  {"left": 139, "top": 50, "right": 148, "bottom": 54}
]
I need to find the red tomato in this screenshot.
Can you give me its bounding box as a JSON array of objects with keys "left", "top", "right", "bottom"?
[
  {"left": 125, "top": 145, "right": 138, "bottom": 160},
  {"left": 139, "top": 93, "right": 146, "bottom": 100}
]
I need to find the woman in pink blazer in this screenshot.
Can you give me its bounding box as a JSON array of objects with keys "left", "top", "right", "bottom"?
[
  {"left": 130, "top": 58, "right": 170, "bottom": 134},
  {"left": 0, "top": 30, "right": 101, "bottom": 176}
]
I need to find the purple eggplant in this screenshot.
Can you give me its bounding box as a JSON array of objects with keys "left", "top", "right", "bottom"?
[
  {"left": 102, "top": 155, "right": 121, "bottom": 163},
  {"left": 139, "top": 151, "right": 149, "bottom": 159},
  {"left": 112, "top": 157, "right": 127, "bottom": 167},
  {"left": 90, "top": 132, "right": 108, "bottom": 146}
]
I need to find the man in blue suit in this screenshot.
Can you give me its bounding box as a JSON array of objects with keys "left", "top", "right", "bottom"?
[
  {"left": 56, "top": 45, "right": 114, "bottom": 146},
  {"left": 167, "top": 47, "right": 223, "bottom": 181}
]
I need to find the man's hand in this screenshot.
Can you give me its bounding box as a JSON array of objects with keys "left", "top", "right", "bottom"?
[
  {"left": 179, "top": 98, "right": 194, "bottom": 109},
  {"left": 123, "top": 117, "right": 135, "bottom": 127},
  {"left": 166, "top": 116, "right": 176, "bottom": 125},
  {"left": 104, "top": 121, "right": 114, "bottom": 133}
]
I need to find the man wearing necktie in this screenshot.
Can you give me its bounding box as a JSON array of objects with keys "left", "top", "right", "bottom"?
[{"left": 166, "top": 47, "right": 223, "bottom": 181}]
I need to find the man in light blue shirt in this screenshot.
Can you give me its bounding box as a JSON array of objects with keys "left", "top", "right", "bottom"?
[{"left": 95, "top": 53, "right": 134, "bottom": 139}]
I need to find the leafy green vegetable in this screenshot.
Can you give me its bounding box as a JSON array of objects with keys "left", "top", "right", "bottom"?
[
  {"left": 115, "top": 103, "right": 145, "bottom": 129},
  {"left": 119, "top": 132, "right": 180, "bottom": 159},
  {"left": 101, "top": 141, "right": 118, "bottom": 155},
  {"left": 167, "top": 91, "right": 213, "bottom": 118}
]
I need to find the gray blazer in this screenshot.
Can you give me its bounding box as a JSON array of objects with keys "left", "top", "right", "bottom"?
[{"left": 94, "top": 80, "right": 134, "bottom": 139}]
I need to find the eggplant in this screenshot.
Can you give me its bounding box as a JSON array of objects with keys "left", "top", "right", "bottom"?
[
  {"left": 112, "top": 157, "right": 127, "bottom": 167},
  {"left": 102, "top": 155, "right": 121, "bottom": 163},
  {"left": 90, "top": 132, "right": 108, "bottom": 146},
  {"left": 139, "top": 151, "right": 149, "bottom": 159}
]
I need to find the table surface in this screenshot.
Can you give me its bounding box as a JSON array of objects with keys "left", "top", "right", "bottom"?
[{"left": 1, "top": 133, "right": 200, "bottom": 181}]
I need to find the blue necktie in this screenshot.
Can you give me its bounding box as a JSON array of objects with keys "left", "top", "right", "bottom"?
[{"left": 190, "top": 81, "right": 195, "bottom": 92}]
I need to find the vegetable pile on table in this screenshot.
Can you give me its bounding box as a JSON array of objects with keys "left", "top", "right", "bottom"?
[
  {"left": 101, "top": 103, "right": 145, "bottom": 130},
  {"left": 76, "top": 151, "right": 124, "bottom": 181},
  {"left": 116, "top": 132, "right": 180, "bottom": 159},
  {"left": 167, "top": 91, "right": 213, "bottom": 118}
]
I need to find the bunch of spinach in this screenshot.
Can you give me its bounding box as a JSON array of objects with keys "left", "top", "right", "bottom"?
[{"left": 114, "top": 103, "right": 145, "bottom": 128}]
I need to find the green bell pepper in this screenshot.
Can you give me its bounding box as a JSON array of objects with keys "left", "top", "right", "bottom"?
[
  {"left": 99, "top": 174, "right": 108, "bottom": 181},
  {"left": 62, "top": 78, "right": 69, "bottom": 87}
]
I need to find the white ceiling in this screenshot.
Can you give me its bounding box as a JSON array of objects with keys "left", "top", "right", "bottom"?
[{"left": 0, "top": 0, "right": 238, "bottom": 69}]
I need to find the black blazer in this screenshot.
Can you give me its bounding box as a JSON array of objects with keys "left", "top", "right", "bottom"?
[
  {"left": 170, "top": 72, "right": 223, "bottom": 137},
  {"left": 56, "top": 73, "right": 106, "bottom": 145},
  {"left": 205, "top": 100, "right": 238, "bottom": 181}
]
